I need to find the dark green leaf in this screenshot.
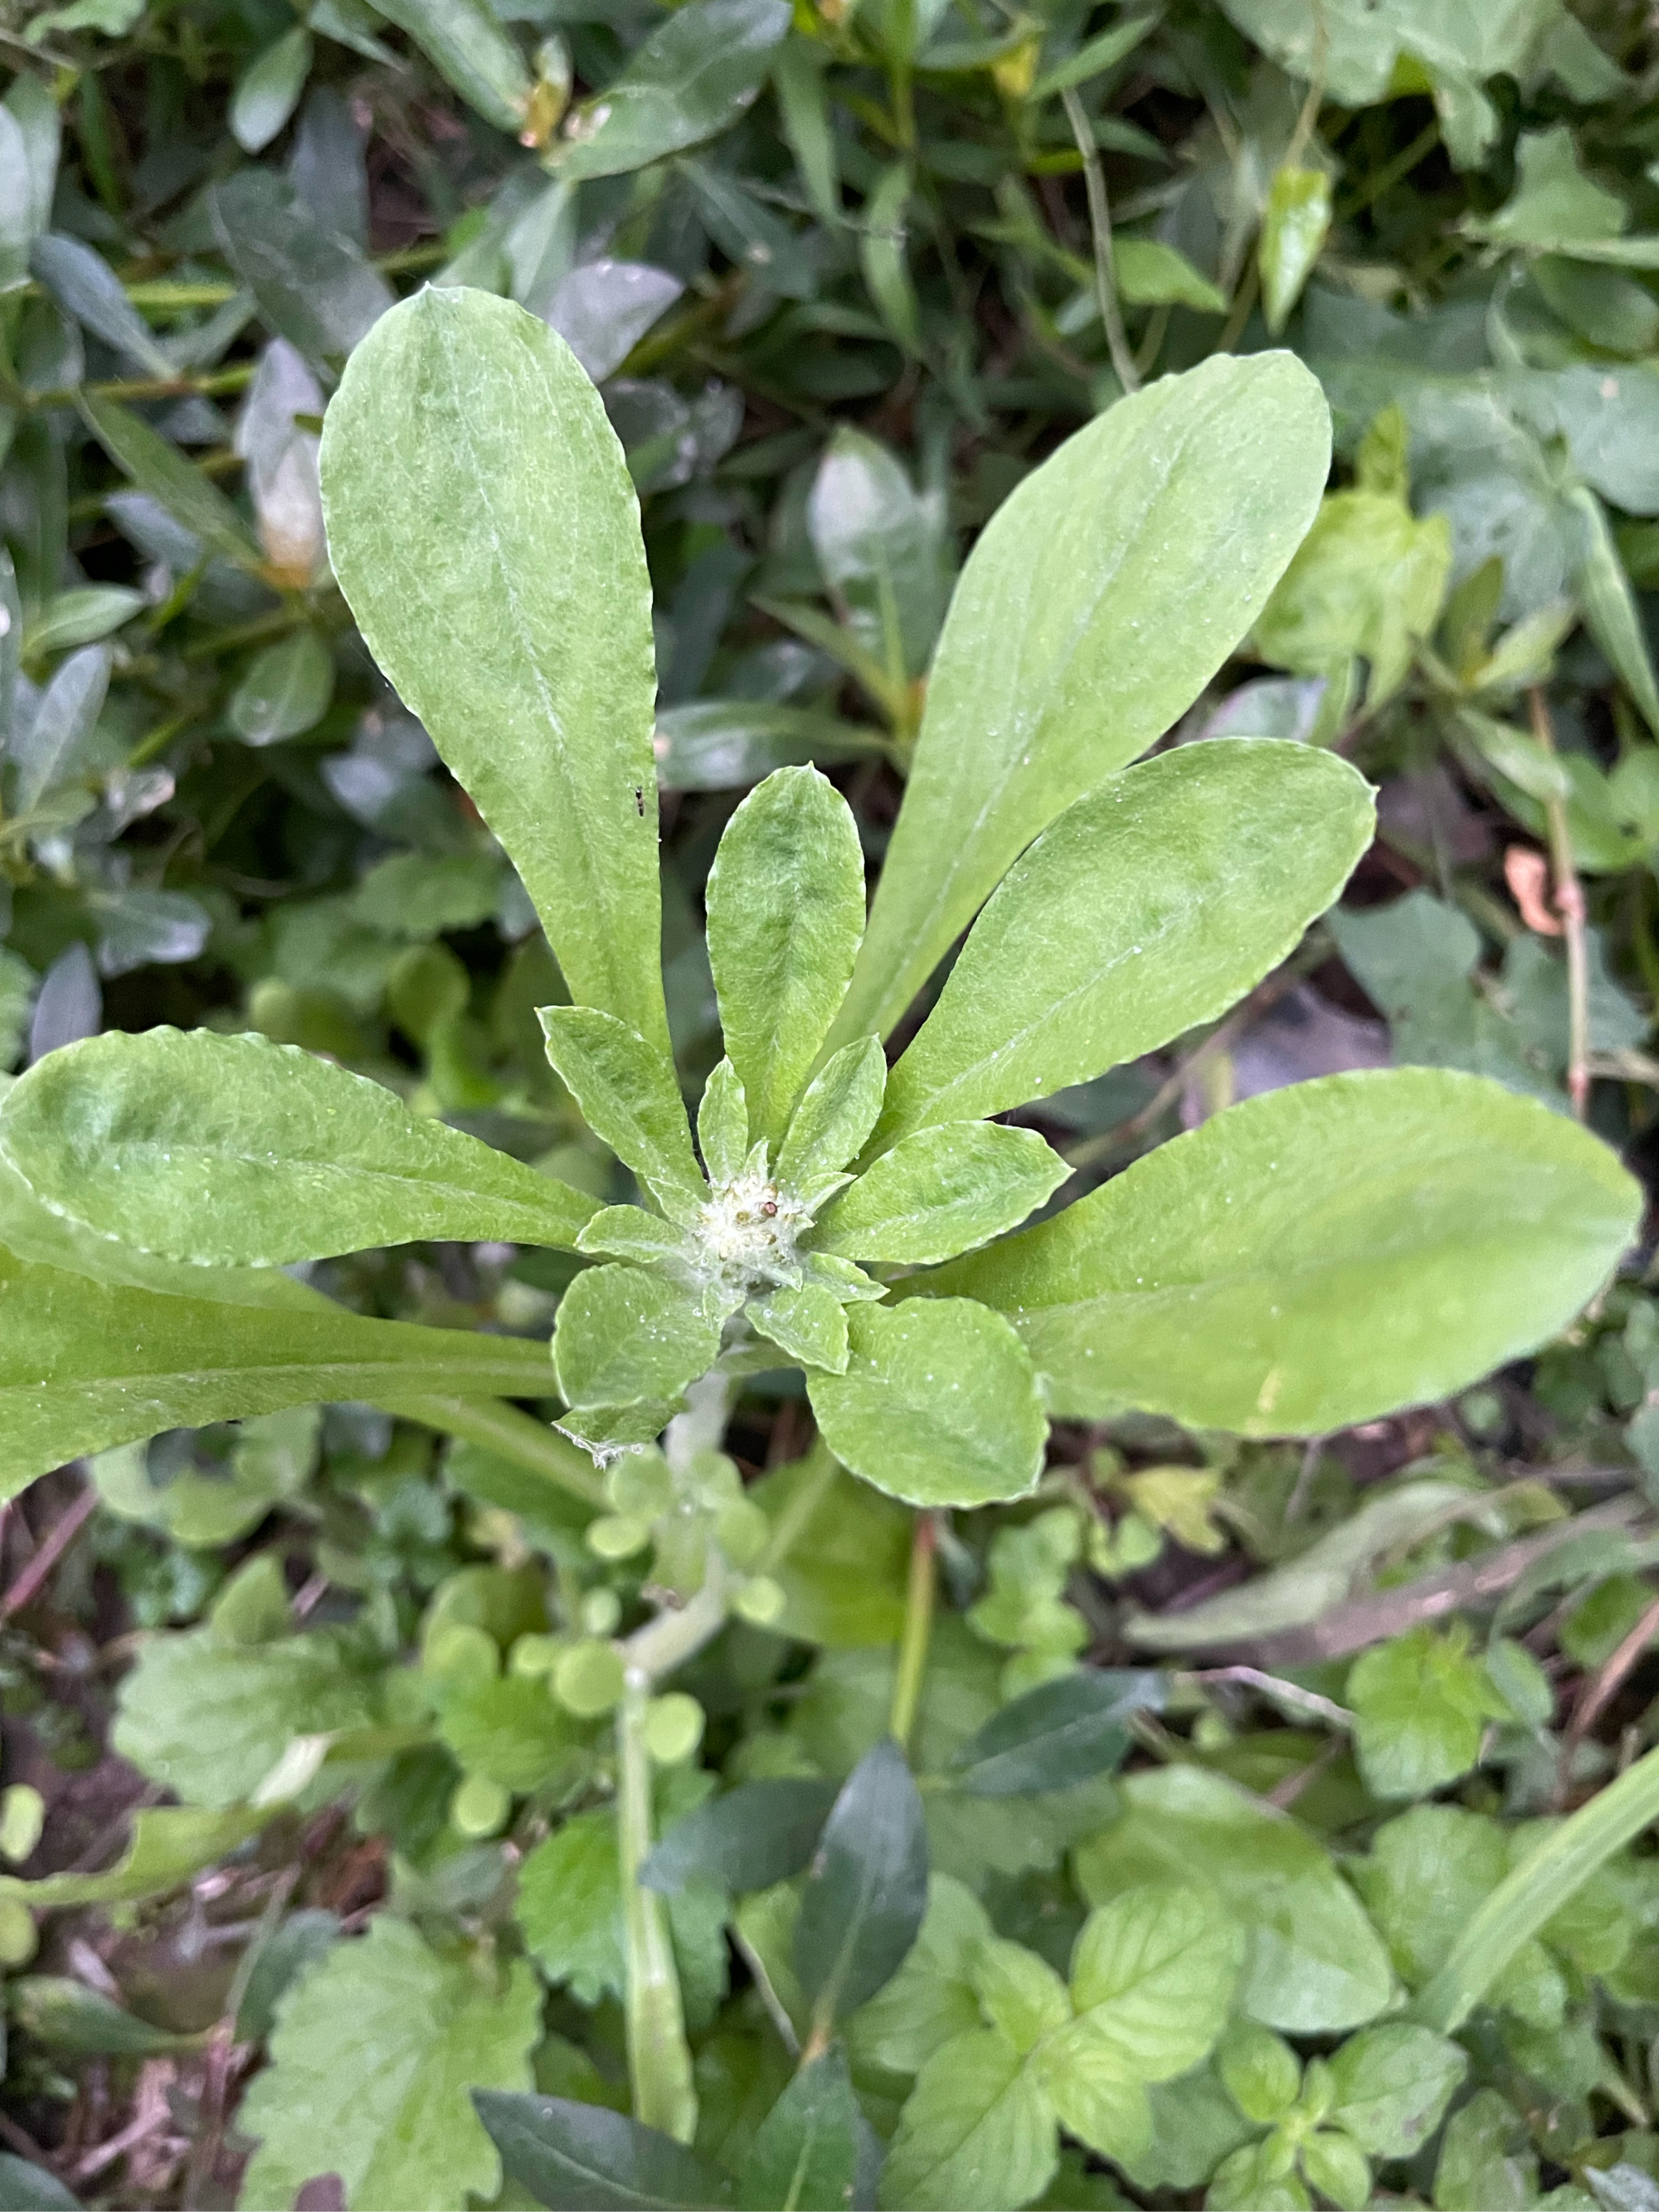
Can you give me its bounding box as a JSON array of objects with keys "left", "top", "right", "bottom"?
[
  {"left": 950, "top": 1670, "right": 1164, "bottom": 1797},
  {"left": 474, "top": 2090, "right": 732, "bottom": 2210},
  {"left": 737, "top": 2048, "right": 864, "bottom": 2212},
  {"left": 641, "top": 1778, "right": 840, "bottom": 1894},
  {"left": 795, "top": 1737, "right": 928, "bottom": 2032}
]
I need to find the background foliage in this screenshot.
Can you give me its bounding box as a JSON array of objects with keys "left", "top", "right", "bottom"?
[{"left": 3, "top": 0, "right": 1659, "bottom": 2206}]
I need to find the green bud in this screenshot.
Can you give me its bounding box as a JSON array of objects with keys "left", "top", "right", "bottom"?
[
  {"left": 0, "top": 1895, "right": 37, "bottom": 1968},
  {"left": 553, "top": 1639, "right": 626, "bottom": 1717},
  {"left": 580, "top": 1587, "right": 622, "bottom": 1637},
  {"left": 732, "top": 1574, "right": 786, "bottom": 1627},
  {"left": 715, "top": 1497, "right": 771, "bottom": 1569},
  {"left": 422, "top": 1621, "right": 499, "bottom": 1687},
  {"left": 1219, "top": 2020, "right": 1301, "bottom": 2125},
  {"left": 586, "top": 1514, "right": 652, "bottom": 1560},
  {"left": 451, "top": 1773, "right": 511, "bottom": 1838},
  {"left": 644, "top": 1693, "right": 705, "bottom": 1766},
  {"left": 690, "top": 1449, "right": 742, "bottom": 1507},
  {"left": 0, "top": 1783, "right": 46, "bottom": 1865},
  {"left": 1297, "top": 2057, "right": 1335, "bottom": 2131},
  {"left": 606, "top": 1450, "right": 674, "bottom": 1521},
  {"left": 508, "top": 1632, "right": 565, "bottom": 1678}
]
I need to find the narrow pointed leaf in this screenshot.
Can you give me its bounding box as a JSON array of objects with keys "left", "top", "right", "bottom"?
[
  {"left": 0, "top": 1244, "right": 552, "bottom": 1500},
  {"left": 9, "top": 643, "right": 110, "bottom": 814},
  {"left": 322, "top": 289, "right": 669, "bottom": 1052},
  {"left": 737, "top": 2049, "right": 863, "bottom": 2212},
  {"left": 925, "top": 1069, "right": 1640, "bottom": 1436},
  {"left": 372, "top": 0, "right": 532, "bottom": 134},
  {"left": 706, "top": 766, "right": 867, "bottom": 1145},
  {"left": 826, "top": 352, "right": 1331, "bottom": 1048},
  {"left": 795, "top": 1739, "right": 929, "bottom": 2031},
  {"left": 808, "top": 1299, "right": 1045, "bottom": 1508},
  {"left": 558, "top": 0, "right": 791, "bottom": 181},
  {"left": 777, "top": 1038, "right": 888, "bottom": 1191},
  {"left": 473, "top": 2091, "right": 731, "bottom": 2210},
  {"left": 0, "top": 1028, "right": 597, "bottom": 1264},
  {"left": 951, "top": 1670, "right": 1165, "bottom": 1797},
  {"left": 814, "top": 1122, "right": 1068, "bottom": 1265},
  {"left": 875, "top": 742, "right": 1373, "bottom": 1144},
  {"left": 212, "top": 170, "right": 392, "bottom": 368},
  {"left": 641, "top": 1778, "right": 839, "bottom": 1895},
  {"left": 81, "top": 395, "right": 266, "bottom": 574},
  {"left": 540, "top": 1006, "right": 703, "bottom": 1211}
]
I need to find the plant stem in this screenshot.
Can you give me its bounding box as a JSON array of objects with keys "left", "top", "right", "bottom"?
[
  {"left": 622, "top": 1553, "right": 729, "bottom": 1682},
  {"left": 616, "top": 1672, "right": 699, "bottom": 2143},
  {"left": 392, "top": 1395, "right": 606, "bottom": 1508},
  {"left": 1412, "top": 1740, "right": 1659, "bottom": 2035},
  {"left": 1530, "top": 687, "right": 1590, "bottom": 1119},
  {"left": 1059, "top": 85, "right": 1139, "bottom": 396},
  {"left": 889, "top": 1513, "right": 938, "bottom": 1752}
]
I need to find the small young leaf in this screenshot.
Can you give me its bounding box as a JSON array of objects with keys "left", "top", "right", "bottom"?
[
  {"left": 813, "top": 1122, "right": 1068, "bottom": 1265},
  {"left": 929, "top": 1068, "right": 1641, "bottom": 1437},
  {"left": 949, "top": 1669, "right": 1165, "bottom": 1797},
  {"left": 873, "top": 742, "right": 1373, "bottom": 1143},
  {"left": 540, "top": 1006, "right": 703, "bottom": 1213},
  {"left": 323, "top": 289, "right": 669, "bottom": 1053},
  {"left": 474, "top": 2091, "right": 732, "bottom": 2211},
  {"left": 706, "top": 766, "right": 867, "bottom": 1144},
  {"left": 807, "top": 1299, "right": 1045, "bottom": 1509},
  {"left": 698, "top": 1057, "right": 750, "bottom": 1184},
  {"left": 559, "top": 0, "right": 792, "bottom": 181},
  {"left": 1324, "top": 2022, "right": 1467, "bottom": 2156},
  {"left": 237, "top": 1919, "right": 540, "bottom": 2212},
  {"left": 231, "top": 25, "right": 314, "bottom": 153},
  {"left": 777, "top": 1038, "right": 888, "bottom": 1191},
  {"left": 795, "top": 1738, "right": 928, "bottom": 2031},
  {"left": 576, "top": 1206, "right": 686, "bottom": 1266},
  {"left": 807, "top": 428, "right": 951, "bottom": 683},
  {"left": 737, "top": 2047, "right": 863, "bottom": 2212},
  {"left": 748, "top": 1281, "right": 850, "bottom": 1373},
  {"left": 0, "top": 1028, "right": 597, "bottom": 1263},
  {"left": 9, "top": 642, "right": 110, "bottom": 814},
  {"left": 1299, "top": 2132, "right": 1370, "bottom": 2212},
  {"left": 227, "top": 630, "right": 334, "bottom": 746},
  {"left": 0, "top": 1240, "right": 552, "bottom": 1502},
  {"left": 878, "top": 2027, "right": 1056, "bottom": 2212},
  {"left": 1258, "top": 166, "right": 1332, "bottom": 334},
  {"left": 972, "top": 1938, "right": 1069, "bottom": 2054},
  {"left": 827, "top": 352, "right": 1332, "bottom": 1047},
  {"left": 640, "top": 1778, "right": 839, "bottom": 1896},
  {"left": 552, "top": 1264, "right": 720, "bottom": 1412}
]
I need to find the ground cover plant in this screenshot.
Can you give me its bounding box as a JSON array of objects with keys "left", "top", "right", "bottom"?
[{"left": 5, "top": 2, "right": 1659, "bottom": 2209}]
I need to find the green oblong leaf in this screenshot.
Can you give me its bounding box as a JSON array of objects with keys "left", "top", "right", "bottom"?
[
  {"left": 950, "top": 1669, "right": 1165, "bottom": 1797},
  {"left": 737, "top": 2049, "right": 864, "bottom": 2212},
  {"left": 794, "top": 1738, "right": 929, "bottom": 2032},
  {"left": 80, "top": 394, "right": 266, "bottom": 574},
  {"left": 372, "top": 0, "right": 532, "bottom": 135},
  {"left": 640, "top": 1777, "right": 839, "bottom": 1896},
  {"left": 474, "top": 2090, "right": 731, "bottom": 2211},
  {"left": 807, "top": 1298, "right": 1046, "bottom": 1508},
  {"left": 559, "top": 0, "right": 792, "bottom": 182},
  {"left": 814, "top": 1122, "right": 1068, "bottom": 1265},
  {"left": 924, "top": 1068, "right": 1640, "bottom": 1437},
  {"left": 0, "top": 1028, "right": 597, "bottom": 1265},
  {"left": 0, "top": 1242, "right": 552, "bottom": 1502},
  {"left": 552, "top": 1263, "right": 719, "bottom": 1411},
  {"left": 826, "top": 352, "right": 1332, "bottom": 1048},
  {"left": 706, "top": 766, "right": 867, "bottom": 1145},
  {"left": 776, "top": 1037, "right": 888, "bottom": 1191},
  {"left": 540, "top": 1006, "right": 703, "bottom": 1213},
  {"left": 321, "top": 288, "right": 669, "bottom": 1053},
  {"left": 875, "top": 741, "right": 1374, "bottom": 1144}
]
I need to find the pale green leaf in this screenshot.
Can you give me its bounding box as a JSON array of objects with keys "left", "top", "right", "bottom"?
[
  {"left": 0, "top": 1238, "right": 552, "bottom": 1502},
  {"left": 807, "top": 1298, "right": 1046, "bottom": 1509},
  {"left": 1063, "top": 1884, "right": 1243, "bottom": 2079},
  {"left": 1565, "top": 484, "right": 1659, "bottom": 738},
  {"left": 575, "top": 1205, "right": 686, "bottom": 1266},
  {"left": 972, "top": 1938, "right": 1069, "bottom": 2055},
  {"left": 826, "top": 352, "right": 1332, "bottom": 1048},
  {"left": 231, "top": 26, "right": 314, "bottom": 153},
  {"left": 1038, "top": 2049, "right": 1151, "bottom": 2169},
  {"left": 9, "top": 642, "right": 109, "bottom": 814},
  {"left": 372, "top": 0, "right": 531, "bottom": 134},
  {"left": 540, "top": 1006, "right": 703, "bottom": 1213},
  {"left": 81, "top": 393, "right": 266, "bottom": 573},
  {"left": 875, "top": 742, "right": 1372, "bottom": 1143},
  {"left": 878, "top": 2028, "right": 1056, "bottom": 2212},
  {"left": 706, "top": 766, "right": 867, "bottom": 1145},
  {"left": 748, "top": 1281, "right": 849, "bottom": 1373},
  {"left": 228, "top": 630, "right": 334, "bottom": 746},
  {"left": 552, "top": 1262, "right": 719, "bottom": 1410},
  {"left": 1259, "top": 166, "right": 1332, "bottom": 335},
  {"left": 321, "top": 289, "right": 669, "bottom": 1052},
  {"left": 698, "top": 1058, "right": 750, "bottom": 1184},
  {"left": 776, "top": 1038, "right": 888, "bottom": 1192},
  {"left": 0, "top": 1028, "right": 597, "bottom": 1263},
  {"left": 849, "top": 1872, "right": 992, "bottom": 2077},
  {"left": 927, "top": 1068, "right": 1640, "bottom": 1437},
  {"left": 1255, "top": 488, "right": 1452, "bottom": 710},
  {"left": 815, "top": 1122, "right": 1068, "bottom": 1265},
  {"left": 238, "top": 1918, "right": 540, "bottom": 2212},
  {"left": 1075, "top": 1767, "right": 1393, "bottom": 2033},
  {"left": 559, "top": 0, "right": 791, "bottom": 180},
  {"left": 517, "top": 1804, "right": 727, "bottom": 2017},
  {"left": 807, "top": 428, "right": 951, "bottom": 682},
  {"left": 1112, "top": 236, "right": 1225, "bottom": 314},
  {"left": 1326, "top": 2022, "right": 1467, "bottom": 2156},
  {"left": 1347, "top": 1626, "right": 1510, "bottom": 1800}
]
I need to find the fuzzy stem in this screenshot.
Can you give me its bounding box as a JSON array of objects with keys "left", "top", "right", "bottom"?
[
  {"left": 889, "top": 1513, "right": 938, "bottom": 1752},
  {"left": 617, "top": 1672, "right": 698, "bottom": 2142}
]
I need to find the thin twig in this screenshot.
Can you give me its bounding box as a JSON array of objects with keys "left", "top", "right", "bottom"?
[
  {"left": 1530, "top": 687, "right": 1589, "bottom": 1119},
  {"left": 1557, "top": 1585, "right": 1659, "bottom": 1801},
  {"left": 1059, "top": 85, "right": 1139, "bottom": 394},
  {"left": 1188, "top": 1665, "right": 1354, "bottom": 1728},
  {"left": 0, "top": 1480, "right": 97, "bottom": 1621}
]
